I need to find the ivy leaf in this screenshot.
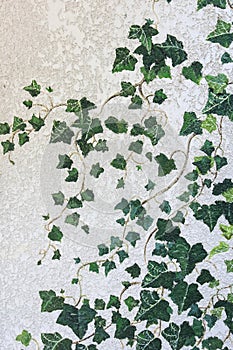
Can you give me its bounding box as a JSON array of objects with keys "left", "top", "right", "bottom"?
[
  {"left": 93, "top": 327, "right": 110, "bottom": 344},
  {"left": 117, "top": 250, "right": 129, "bottom": 263},
  {"left": 136, "top": 290, "right": 172, "bottom": 322},
  {"left": 223, "top": 188, "right": 233, "bottom": 202},
  {"left": 207, "top": 19, "right": 233, "bottom": 48},
  {"left": 12, "top": 116, "right": 26, "bottom": 132},
  {"left": 120, "top": 81, "right": 136, "bottom": 97},
  {"left": 52, "top": 191, "right": 65, "bottom": 206},
  {"left": 65, "top": 213, "right": 80, "bottom": 227},
  {"left": 110, "top": 236, "right": 123, "bottom": 251},
  {"left": 213, "top": 179, "right": 233, "bottom": 195},
  {"left": 52, "top": 249, "right": 61, "bottom": 260},
  {"left": 155, "top": 218, "right": 181, "bottom": 241},
  {"left": 50, "top": 121, "right": 74, "bottom": 144},
  {"left": 193, "top": 156, "right": 212, "bottom": 175},
  {"left": 214, "top": 155, "right": 227, "bottom": 170},
  {"left": 200, "top": 140, "right": 214, "bottom": 156},
  {"left": 41, "top": 333, "right": 72, "bottom": 350},
  {"left": 48, "top": 225, "right": 63, "bottom": 242},
  {"left": 159, "top": 200, "right": 171, "bottom": 214},
  {"left": 205, "top": 73, "right": 228, "bottom": 94},
  {"left": 201, "top": 114, "right": 217, "bottom": 133},
  {"left": 125, "top": 231, "right": 140, "bottom": 247},
  {"left": 23, "top": 100, "right": 33, "bottom": 109},
  {"left": 102, "top": 260, "right": 116, "bottom": 276},
  {"left": 145, "top": 179, "right": 155, "bottom": 191},
  {"left": 202, "top": 337, "right": 223, "bottom": 350},
  {"left": 112, "top": 47, "right": 138, "bottom": 73},
  {"left": 81, "top": 225, "right": 89, "bottom": 234},
  {"left": 220, "top": 223, "right": 233, "bottom": 239},
  {"left": 188, "top": 304, "right": 202, "bottom": 318},
  {"left": 116, "top": 177, "right": 125, "bottom": 189},
  {"left": 89, "top": 262, "right": 99, "bottom": 273},
  {"left": 105, "top": 116, "right": 128, "bottom": 133},
  {"left": 128, "top": 22, "right": 158, "bottom": 54},
  {"left": 162, "top": 322, "right": 195, "bottom": 350},
  {"left": 158, "top": 65, "right": 171, "bottom": 79},
  {"left": 98, "top": 244, "right": 109, "bottom": 256},
  {"left": 225, "top": 259, "right": 233, "bottom": 272},
  {"left": 66, "top": 97, "right": 96, "bottom": 117},
  {"left": 129, "top": 95, "right": 143, "bottom": 109},
  {"left": 136, "top": 330, "right": 162, "bottom": 350},
  {"left": 67, "top": 197, "right": 83, "bottom": 209},
  {"left": 29, "top": 114, "right": 45, "bottom": 131},
  {"left": 0, "top": 122, "right": 10, "bottom": 135},
  {"left": 65, "top": 168, "right": 79, "bottom": 182},
  {"left": 24, "top": 80, "right": 41, "bottom": 97},
  {"left": 56, "top": 303, "right": 96, "bottom": 339},
  {"left": 90, "top": 162, "right": 104, "bottom": 178},
  {"left": 114, "top": 316, "right": 136, "bottom": 340},
  {"left": 56, "top": 154, "right": 73, "bottom": 169},
  {"left": 158, "top": 34, "right": 187, "bottom": 66},
  {"left": 129, "top": 140, "right": 143, "bottom": 154},
  {"left": 81, "top": 189, "right": 94, "bottom": 201},
  {"left": 221, "top": 52, "right": 233, "bottom": 64},
  {"left": 155, "top": 153, "right": 176, "bottom": 176},
  {"left": 136, "top": 214, "right": 153, "bottom": 231},
  {"left": 94, "top": 299, "right": 105, "bottom": 310},
  {"left": 202, "top": 89, "right": 233, "bottom": 120},
  {"left": 107, "top": 295, "right": 120, "bottom": 309},
  {"left": 182, "top": 61, "right": 203, "bottom": 84},
  {"left": 179, "top": 112, "right": 202, "bottom": 136},
  {"left": 124, "top": 296, "right": 139, "bottom": 311},
  {"left": 18, "top": 132, "right": 29, "bottom": 146},
  {"left": 152, "top": 243, "right": 168, "bottom": 257},
  {"left": 146, "top": 152, "right": 152, "bottom": 161},
  {"left": 169, "top": 281, "right": 203, "bottom": 314},
  {"left": 142, "top": 261, "right": 175, "bottom": 289},
  {"left": 190, "top": 202, "right": 222, "bottom": 231},
  {"left": 197, "top": 269, "right": 215, "bottom": 285},
  {"left": 153, "top": 89, "right": 167, "bottom": 104},
  {"left": 111, "top": 154, "right": 127, "bottom": 170},
  {"left": 125, "top": 263, "right": 141, "bottom": 278},
  {"left": 185, "top": 170, "right": 198, "bottom": 181},
  {"left": 39, "top": 290, "right": 64, "bottom": 312},
  {"left": 16, "top": 330, "right": 32, "bottom": 347},
  {"left": 95, "top": 139, "right": 108, "bottom": 152},
  {"left": 197, "top": 0, "right": 226, "bottom": 10},
  {"left": 1, "top": 140, "right": 14, "bottom": 154}
]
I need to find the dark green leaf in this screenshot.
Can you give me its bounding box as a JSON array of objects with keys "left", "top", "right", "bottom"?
[
  {"left": 190, "top": 201, "right": 223, "bottom": 231},
  {"left": 94, "top": 298, "right": 105, "bottom": 310},
  {"left": 65, "top": 168, "right": 79, "bottom": 182},
  {"left": 153, "top": 89, "right": 167, "bottom": 104},
  {"left": 198, "top": 0, "right": 226, "bottom": 10},
  {"left": 56, "top": 154, "right": 73, "bottom": 169},
  {"left": 200, "top": 140, "right": 214, "bottom": 156},
  {"left": 221, "top": 52, "right": 233, "bottom": 64},
  {"left": 114, "top": 316, "right": 136, "bottom": 339},
  {"left": 136, "top": 330, "right": 161, "bottom": 350},
  {"left": 52, "top": 249, "right": 61, "bottom": 260},
  {"left": 97, "top": 244, "right": 109, "bottom": 256},
  {"left": 152, "top": 243, "right": 167, "bottom": 257},
  {"left": 125, "top": 231, "right": 140, "bottom": 247},
  {"left": 142, "top": 261, "right": 175, "bottom": 289},
  {"left": 67, "top": 197, "right": 83, "bottom": 209},
  {"left": 169, "top": 281, "right": 203, "bottom": 314},
  {"left": 102, "top": 260, "right": 116, "bottom": 276},
  {"left": 39, "top": 290, "right": 64, "bottom": 312},
  {"left": 205, "top": 73, "right": 228, "bottom": 94},
  {"left": 120, "top": 81, "right": 136, "bottom": 97},
  {"left": 225, "top": 259, "right": 233, "bottom": 272},
  {"left": 111, "top": 154, "right": 127, "bottom": 170},
  {"left": 197, "top": 269, "right": 215, "bottom": 284},
  {"left": 48, "top": 225, "right": 63, "bottom": 242},
  {"left": 81, "top": 225, "right": 89, "bottom": 234},
  {"left": 136, "top": 290, "right": 171, "bottom": 322},
  {"left": 214, "top": 155, "right": 227, "bottom": 170},
  {"left": 28, "top": 114, "right": 45, "bottom": 131},
  {"left": 1, "top": 140, "right": 14, "bottom": 154},
  {"left": 188, "top": 304, "right": 202, "bottom": 318},
  {"left": 117, "top": 250, "right": 129, "bottom": 263},
  {"left": 23, "top": 100, "right": 33, "bottom": 109},
  {"left": 159, "top": 200, "right": 171, "bottom": 214},
  {"left": 112, "top": 47, "right": 138, "bottom": 73},
  {"left": 107, "top": 295, "right": 120, "bottom": 309},
  {"left": 125, "top": 263, "right": 141, "bottom": 278},
  {"left": 129, "top": 95, "right": 143, "bottom": 109},
  {"left": 93, "top": 327, "right": 110, "bottom": 344},
  {"left": 207, "top": 19, "right": 233, "bottom": 48},
  {"left": 179, "top": 112, "right": 202, "bottom": 136},
  {"left": 193, "top": 156, "right": 212, "bottom": 175},
  {"left": 124, "top": 296, "right": 139, "bottom": 311},
  {"left": 116, "top": 177, "right": 125, "bottom": 189},
  {"left": 162, "top": 322, "right": 195, "bottom": 350},
  {"left": 145, "top": 179, "right": 155, "bottom": 191},
  {"left": 202, "top": 337, "right": 223, "bottom": 350},
  {"left": 158, "top": 34, "right": 187, "bottom": 66},
  {"left": 13, "top": 116, "right": 26, "bottom": 132},
  {"left": 155, "top": 153, "right": 176, "bottom": 176},
  {"left": 18, "top": 132, "right": 29, "bottom": 146},
  {"left": 105, "top": 116, "right": 128, "bottom": 133},
  {"left": 182, "top": 61, "right": 203, "bottom": 84},
  {"left": 156, "top": 218, "right": 181, "bottom": 241},
  {"left": 128, "top": 21, "right": 158, "bottom": 54},
  {"left": 89, "top": 262, "right": 99, "bottom": 273},
  {"left": 202, "top": 89, "right": 233, "bottom": 120},
  {"left": 0, "top": 122, "right": 10, "bottom": 135},
  {"left": 24, "top": 80, "right": 41, "bottom": 97}
]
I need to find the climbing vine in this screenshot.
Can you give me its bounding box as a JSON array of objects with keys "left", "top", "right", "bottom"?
[{"left": 1, "top": 0, "right": 233, "bottom": 349}]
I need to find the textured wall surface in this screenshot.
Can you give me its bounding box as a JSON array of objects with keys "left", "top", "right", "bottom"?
[{"left": 1, "top": 0, "right": 233, "bottom": 349}]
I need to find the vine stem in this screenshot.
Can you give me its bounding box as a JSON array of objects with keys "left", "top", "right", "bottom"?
[
  {"left": 32, "top": 338, "right": 40, "bottom": 350},
  {"left": 227, "top": 0, "right": 233, "bottom": 8},
  {"left": 72, "top": 323, "right": 112, "bottom": 344}
]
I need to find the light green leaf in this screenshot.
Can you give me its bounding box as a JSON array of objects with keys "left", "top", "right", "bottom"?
[
  {"left": 50, "top": 121, "right": 74, "bottom": 144},
  {"left": 51, "top": 191, "right": 64, "bottom": 206},
  {"left": 124, "top": 296, "right": 139, "bottom": 311},
  {"left": 65, "top": 213, "right": 80, "bottom": 227},
  {"left": 81, "top": 189, "right": 94, "bottom": 201},
  {"left": 201, "top": 114, "right": 217, "bottom": 133},
  {"left": 209, "top": 241, "right": 230, "bottom": 258},
  {"left": 207, "top": 19, "right": 233, "bottom": 48},
  {"left": 220, "top": 223, "right": 233, "bottom": 239},
  {"left": 205, "top": 73, "right": 228, "bottom": 94},
  {"left": 16, "top": 330, "right": 32, "bottom": 347},
  {"left": 125, "top": 231, "right": 140, "bottom": 247},
  {"left": 225, "top": 259, "right": 233, "bottom": 272},
  {"left": 129, "top": 140, "right": 143, "bottom": 154},
  {"left": 223, "top": 187, "right": 233, "bottom": 202},
  {"left": 158, "top": 65, "right": 171, "bottom": 79}
]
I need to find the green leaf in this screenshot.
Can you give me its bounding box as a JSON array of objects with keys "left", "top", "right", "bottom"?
[
  {"left": 128, "top": 22, "right": 158, "bottom": 54},
  {"left": 12, "top": 116, "right": 26, "bottom": 132},
  {"left": 225, "top": 259, "right": 233, "bottom": 272},
  {"left": 75, "top": 345, "right": 97, "bottom": 350},
  {"left": 179, "top": 112, "right": 202, "bottom": 136},
  {"left": 117, "top": 250, "right": 129, "bottom": 263},
  {"left": 188, "top": 304, "right": 202, "bottom": 318},
  {"left": 213, "top": 179, "right": 233, "bottom": 195},
  {"left": 74, "top": 257, "right": 81, "bottom": 264},
  {"left": 197, "top": 269, "right": 215, "bottom": 284},
  {"left": 52, "top": 249, "right": 61, "bottom": 260},
  {"left": 105, "top": 116, "right": 128, "bottom": 133},
  {"left": 201, "top": 114, "right": 217, "bottom": 133},
  {"left": 129, "top": 95, "right": 143, "bottom": 109},
  {"left": 39, "top": 290, "right": 64, "bottom": 312},
  {"left": 140, "top": 66, "right": 157, "bottom": 83},
  {"left": 142, "top": 261, "right": 175, "bottom": 289},
  {"left": 1, "top": 140, "right": 14, "bottom": 154},
  {"left": 190, "top": 202, "right": 222, "bottom": 231},
  {"left": 90, "top": 162, "right": 104, "bottom": 178},
  {"left": 152, "top": 243, "right": 167, "bottom": 257},
  {"left": 94, "top": 298, "right": 105, "bottom": 310},
  {"left": 50, "top": 121, "right": 74, "bottom": 144},
  {"left": 52, "top": 191, "right": 65, "bottom": 206},
  {"left": 136, "top": 330, "right": 162, "bottom": 350},
  {"left": 155, "top": 153, "right": 176, "bottom": 176},
  {"left": 89, "top": 262, "right": 99, "bottom": 273},
  {"left": 207, "top": 19, "right": 233, "bottom": 48},
  {"left": 172, "top": 211, "right": 185, "bottom": 223},
  {"left": 0, "top": 122, "right": 10, "bottom": 135},
  {"left": 41, "top": 332, "right": 72, "bottom": 350},
  {"left": 209, "top": 242, "right": 230, "bottom": 258},
  {"left": 158, "top": 34, "right": 187, "bottom": 66},
  {"left": 200, "top": 140, "right": 214, "bottom": 156},
  {"left": 23, "top": 100, "right": 33, "bottom": 109},
  {"left": 66, "top": 97, "right": 96, "bottom": 118},
  {"left": 197, "top": 0, "right": 226, "bottom": 10},
  {"left": 56, "top": 303, "right": 96, "bottom": 339},
  {"left": 124, "top": 296, "right": 139, "bottom": 311},
  {"left": 97, "top": 243, "right": 109, "bottom": 256},
  {"left": 162, "top": 322, "right": 196, "bottom": 350},
  {"left": 193, "top": 156, "right": 212, "bottom": 175},
  {"left": 145, "top": 179, "right": 155, "bottom": 191},
  {"left": 202, "top": 89, "right": 233, "bottom": 120},
  {"left": 155, "top": 218, "right": 181, "bottom": 241},
  {"left": 159, "top": 200, "right": 171, "bottom": 214},
  {"left": 202, "top": 337, "right": 223, "bottom": 350},
  {"left": 223, "top": 187, "right": 233, "bottom": 202},
  {"left": 28, "top": 114, "right": 45, "bottom": 131},
  {"left": 18, "top": 132, "right": 29, "bottom": 146},
  {"left": 125, "top": 231, "right": 140, "bottom": 247},
  {"left": 65, "top": 168, "right": 79, "bottom": 182},
  {"left": 110, "top": 236, "right": 123, "bottom": 251},
  {"left": 182, "top": 61, "right": 203, "bottom": 84},
  {"left": 136, "top": 290, "right": 172, "bottom": 322},
  {"left": 125, "top": 263, "right": 141, "bottom": 278},
  {"left": 214, "top": 155, "right": 227, "bottom": 170},
  {"left": 107, "top": 295, "right": 120, "bottom": 309},
  {"left": 48, "top": 225, "right": 63, "bottom": 242},
  {"left": 76, "top": 138, "right": 94, "bottom": 157},
  {"left": 112, "top": 47, "right": 138, "bottom": 73},
  {"left": 131, "top": 117, "right": 165, "bottom": 146},
  {"left": 81, "top": 189, "right": 94, "bottom": 201},
  {"left": 116, "top": 177, "right": 125, "bottom": 189},
  {"left": 56, "top": 154, "right": 73, "bottom": 169},
  {"left": 221, "top": 52, "right": 233, "bottom": 64},
  {"left": 65, "top": 212, "right": 80, "bottom": 227},
  {"left": 185, "top": 170, "right": 199, "bottom": 181},
  {"left": 153, "top": 89, "right": 167, "bottom": 104},
  {"left": 136, "top": 214, "right": 153, "bottom": 231},
  {"left": 111, "top": 153, "right": 127, "bottom": 170},
  {"left": 114, "top": 316, "right": 136, "bottom": 340},
  {"left": 204, "top": 314, "right": 218, "bottom": 328},
  {"left": 102, "top": 260, "right": 116, "bottom": 276},
  {"left": 169, "top": 281, "right": 203, "bottom": 314},
  {"left": 158, "top": 65, "right": 171, "bottom": 79},
  {"left": 120, "top": 81, "right": 136, "bottom": 97},
  {"left": 205, "top": 73, "right": 229, "bottom": 94},
  {"left": 95, "top": 139, "right": 108, "bottom": 152},
  {"left": 220, "top": 223, "right": 233, "bottom": 239},
  {"left": 67, "top": 197, "right": 83, "bottom": 209},
  {"left": 93, "top": 327, "right": 110, "bottom": 344},
  {"left": 129, "top": 140, "right": 143, "bottom": 154},
  {"left": 16, "top": 330, "right": 32, "bottom": 347},
  {"left": 146, "top": 152, "right": 152, "bottom": 161},
  {"left": 24, "top": 80, "right": 41, "bottom": 97}
]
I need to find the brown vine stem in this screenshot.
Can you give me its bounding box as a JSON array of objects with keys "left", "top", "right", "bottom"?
[
  {"left": 119, "top": 281, "right": 141, "bottom": 301},
  {"left": 152, "top": 0, "right": 160, "bottom": 29},
  {"left": 142, "top": 133, "right": 196, "bottom": 205},
  {"left": 32, "top": 338, "right": 40, "bottom": 350},
  {"left": 144, "top": 227, "right": 158, "bottom": 263}
]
